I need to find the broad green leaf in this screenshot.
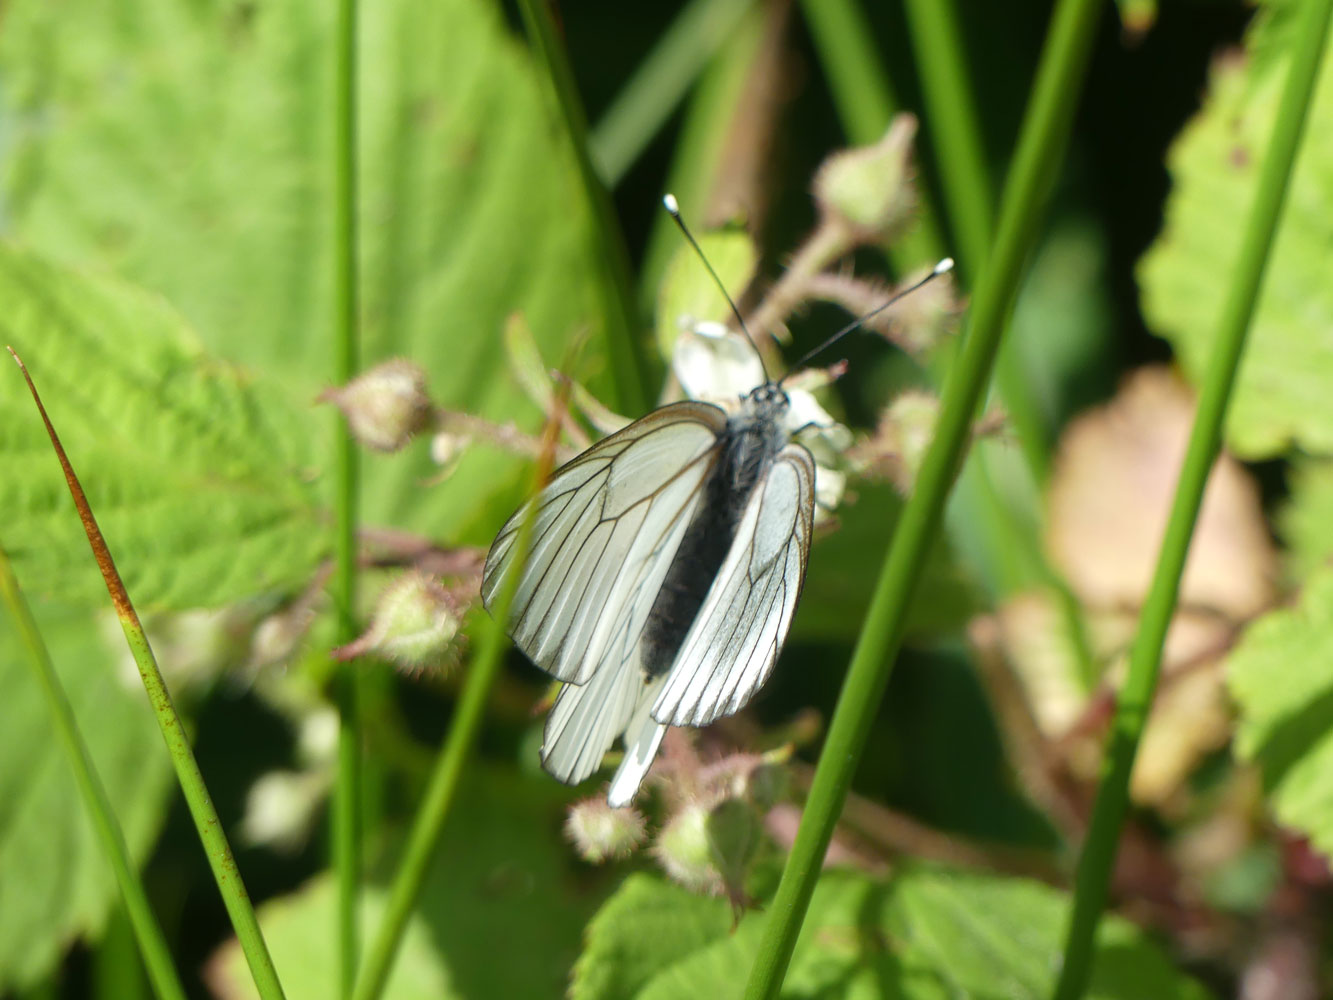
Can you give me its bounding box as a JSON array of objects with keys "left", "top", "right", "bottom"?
[
  {"left": 881, "top": 869, "right": 1209, "bottom": 1000},
  {"left": 632, "top": 871, "right": 896, "bottom": 1000},
  {"left": 572, "top": 874, "right": 732, "bottom": 1000},
  {"left": 1137, "top": 3, "right": 1333, "bottom": 458},
  {"left": 209, "top": 878, "right": 455, "bottom": 1000},
  {"left": 1278, "top": 459, "right": 1333, "bottom": 584},
  {"left": 0, "top": 602, "right": 173, "bottom": 991},
  {"left": 0, "top": 0, "right": 616, "bottom": 544},
  {"left": 1229, "top": 567, "right": 1333, "bottom": 860},
  {"left": 579, "top": 868, "right": 1211, "bottom": 1000},
  {"left": 0, "top": 247, "right": 325, "bottom": 610}
]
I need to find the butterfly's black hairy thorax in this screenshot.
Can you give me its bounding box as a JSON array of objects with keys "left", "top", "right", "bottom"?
[{"left": 640, "top": 384, "right": 791, "bottom": 679}]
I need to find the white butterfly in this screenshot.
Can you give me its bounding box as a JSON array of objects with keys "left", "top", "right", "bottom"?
[
  {"left": 482, "top": 196, "right": 951, "bottom": 807},
  {"left": 482, "top": 381, "right": 816, "bottom": 806}
]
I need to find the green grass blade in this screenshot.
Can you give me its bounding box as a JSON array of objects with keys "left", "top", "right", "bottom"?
[
  {"left": 350, "top": 403, "right": 566, "bottom": 1000},
  {"left": 331, "top": 0, "right": 363, "bottom": 992},
  {"left": 742, "top": 0, "right": 1106, "bottom": 993},
  {"left": 517, "top": 0, "right": 654, "bottom": 414},
  {"left": 902, "top": 0, "right": 1052, "bottom": 484},
  {"left": 797, "top": 0, "right": 896, "bottom": 145},
  {"left": 797, "top": 0, "right": 943, "bottom": 268},
  {"left": 900, "top": 0, "right": 992, "bottom": 271},
  {"left": 0, "top": 548, "right": 187, "bottom": 1000},
  {"left": 798, "top": 0, "right": 1047, "bottom": 597},
  {"left": 590, "top": 0, "right": 753, "bottom": 186},
  {"left": 900, "top": 0, "right": 1093, "bottom": 680},
  {"left": 7, "top": 351, "right": 286, "bottom": 1000},
  {"left": 1051, "top": 1, "right": 1333, "bottom": 996}
]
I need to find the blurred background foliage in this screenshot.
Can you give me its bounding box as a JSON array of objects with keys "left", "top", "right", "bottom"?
[{"left": 0, "top": 0, "right": 1330, "bottom": 996}]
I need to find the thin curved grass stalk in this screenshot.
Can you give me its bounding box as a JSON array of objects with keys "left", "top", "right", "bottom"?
[
  {"left": 7, "top": 349, "right": 286, "bottom": 1000},
  {"left": 350, "top": 387, "right": 570, "bottom": 1000},
  {"left": 899, "top": 0, "right": 1095, "bottom": 684},
  {"left": 742, "top": 0, "right": 1106, "bottom": 993},
  {"left": 517, "top": 0, "right": 654, "bottom": 414},
  {"left": 0, "top": 546, "right": 188, "bottom": 1000},
  {"left": 331, "top": 0, "right": 363, "bottom": 991},
  {"left": 1052, "top": 2, "right": 1333, "bottom": 996},
  {"left": 591, "top": 0, "right": 753, "bottom": 186}
]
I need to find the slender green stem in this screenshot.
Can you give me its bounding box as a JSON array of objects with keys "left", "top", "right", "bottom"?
[
  {"left": 743, "top": 0, "right": 1104, "bottom": 993},
  {"left": 350, "top": 405, "right": 565, "bottom": 1000},
  {"left": 0, "top": 548, "right": 186, "bottom": 1000},
  {"left": 331, "top": 0, "right": 362, "bottom": 991},
  {"left": 8, "top": 351, "right": 286, "bottom": 1000},
  {"left": 899, "top": 0, "right": 991, "bottom": 271},
  {"left": 638, "top": 1, "right": 768, "bottom": 304},
  {"left": 799, "top": 0, "right": 1034, "bottom": 597},
  {"left": 590, "top": 0, "right": 753, "bottom": 186},
  {"left": 797, "top": 0, "right": 943, "bottom": 269},
  {"left": 1052, "top": 2, "right": 1333, "bottom": 995},
  {"left": 517, "top": 0, "right": 653, "bottom": 414}
]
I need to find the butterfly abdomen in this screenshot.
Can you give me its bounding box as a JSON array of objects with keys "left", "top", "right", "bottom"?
[{"left": 640, "top": 414, "right": 783, "bottom": 679}]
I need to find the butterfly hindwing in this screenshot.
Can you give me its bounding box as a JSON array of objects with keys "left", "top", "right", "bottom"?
[
  {"left": 541, "top": 645, "right": 667, "bottom": 805},
  {"left": 481, "top": 401, "right": 727, "bottom": 685},
  {"left": 650, "top": 443, "right": 816, "bottom": 728}
]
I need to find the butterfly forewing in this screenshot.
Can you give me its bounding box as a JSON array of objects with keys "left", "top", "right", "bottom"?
[
  {"left": 481, "top": 401, "right": 728, "bottom": 685},
  {"left": 650, "top": 444, "right": 816, "bottom": 728}
]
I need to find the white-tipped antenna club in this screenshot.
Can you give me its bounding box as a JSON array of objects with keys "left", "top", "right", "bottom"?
[
  {"left": 780, "top": 256, "right": 956, "bottom": 380},
  {"left": 661, "top": 193, "right": 769, "bottom": 381}
]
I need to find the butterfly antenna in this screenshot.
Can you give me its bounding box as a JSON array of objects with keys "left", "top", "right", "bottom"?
[
  {"left": 779, "top": 257, "right": 955, "bottom": 383},
  {"left": 662, "top": 194, "right": 770, "bottom": 381}
]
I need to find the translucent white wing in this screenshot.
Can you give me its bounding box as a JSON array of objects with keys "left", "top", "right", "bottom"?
[
  {"left": 540, "top": 643, "right": 666, "bottom": 801},
  {"left": 651, "top": 444, "right": 816, "bottom": 728},
  {"left": 482, "top": 401, "right": 726, "bottom": 686},
  {"left": 607, "top": 691, "right": 667, "bottom": 808}
]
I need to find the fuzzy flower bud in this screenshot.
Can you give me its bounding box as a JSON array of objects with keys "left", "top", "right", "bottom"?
[
  {"left": 335, "top": 571, "right": 461, "bottom": 672},
  {"left": 813, "top": 115, "right": 918, "bottom": 240},
  {"left": 654, "top": 795, "right": 765, "bottom": 899},
  {"left": 853, "top": 390, "right": 940, "bottom": 494},
  {"left": 653, "top": 800, "right": 720, "bottom": 894},
  {"left": 565, "top": 797, "right": 647, "bottom": 863},
  {"left": 323, "top": 359, "right": 432, "bottom": 452}
]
